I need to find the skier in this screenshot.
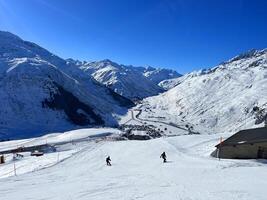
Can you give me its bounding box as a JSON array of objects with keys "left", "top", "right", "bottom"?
[
  {"left": 160, "top": 152, "right": 167, "bottom": 163},
  {"left": 106, "top": 156, "right": 111, "bottom": 166}
]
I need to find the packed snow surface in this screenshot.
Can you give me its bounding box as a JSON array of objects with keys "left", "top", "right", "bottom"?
[
  {"left": 0, "top": 128, "right": 121, "bottom": 179},
  {"left": 1, "top": 128, "right": 267, "bottom": 200}
]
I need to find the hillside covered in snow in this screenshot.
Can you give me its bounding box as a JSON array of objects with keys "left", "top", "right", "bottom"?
[
  {"left": 1, "top": 30, "right": 266, "bottom": 140},
  {"left": 0, "top": 31, "right": 135, "bottom": 139},
  {"left": 68, "top": 59, "right": 181, "bottom": 101},
  {"left": 136, "top": 49, "right": 267, "bottom": 134}
]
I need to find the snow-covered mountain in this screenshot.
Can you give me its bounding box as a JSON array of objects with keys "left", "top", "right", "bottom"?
[
  {"left": 137, "top": 49, "right": 267, "bottom": 134},
  {"left": 0, "top": 31, "right": 134, "bottom": 139},
  {"left": 137, "top": 66, "right": 181, "bottom": 84},
  {"left": 68, "top": 59, "right": 181, "bottom": 100}
]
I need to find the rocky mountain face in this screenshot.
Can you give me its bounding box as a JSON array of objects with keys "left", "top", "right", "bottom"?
[
  {"left": 0, "top": 31, "right": 134, "bottom": 139},
  {"left": 137, "top": 49, "right": 267, "bottom": 134}
]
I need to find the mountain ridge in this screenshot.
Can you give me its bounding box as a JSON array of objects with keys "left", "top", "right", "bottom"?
[
  {"left": 137, "top": 48, "right": 267, "bottom": 134},
  {"left": 0, "top": 31, "right": 134, "bottom": 139},
  {"left": 69, "top": 59, "right": 181, "bottom": 100}
]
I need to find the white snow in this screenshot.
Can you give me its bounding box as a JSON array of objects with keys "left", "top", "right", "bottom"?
[
  {"left": 0, "top": 31, "right": 132, "bottom": 139},
  {"left": 1, "top": 129, "right": 267, "bottom": 200},
  {"left": 77, "top": 59, "right": 166, "bottom": 100},
  {"left": 136, "top": 49, "right": 267, "bottom": 134},
  {"left": 0, "top": 128, "right": 121, "bottom": 179},
  {"left": 1, "top": 31, "right": 267, "bottom": 200}
]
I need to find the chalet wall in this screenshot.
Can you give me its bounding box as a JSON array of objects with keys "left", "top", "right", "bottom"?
[{"left": 217, "top": 142, "right": 267, "bottom": 159}]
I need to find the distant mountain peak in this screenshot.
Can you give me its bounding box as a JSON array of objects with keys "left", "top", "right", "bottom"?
[
  {"left": 68, "top": 58, "right": 181, "bottom": 100},
  {"left": 101, "top": 59, "right": 113, "bottom": 63}
]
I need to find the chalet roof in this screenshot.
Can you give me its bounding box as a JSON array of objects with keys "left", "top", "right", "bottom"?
[{"left": 216, "top": 127, "right": 267, "bottom": 147}]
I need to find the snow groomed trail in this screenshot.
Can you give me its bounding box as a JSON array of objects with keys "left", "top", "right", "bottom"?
[{"left": 1, "top": 131, "right": 267, "bottom": 200}]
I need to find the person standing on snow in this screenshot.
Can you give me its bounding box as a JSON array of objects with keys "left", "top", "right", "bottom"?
[
  {"left": 106, "top": 156, "right": 111, "bottom": 166},
  {"left": 160, "top": 152, "right": 167, "bottom": 163}
]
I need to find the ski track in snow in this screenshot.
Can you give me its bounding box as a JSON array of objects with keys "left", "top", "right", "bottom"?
[{"left": 1, "top": 129, "right": 267, "bottom": 200}]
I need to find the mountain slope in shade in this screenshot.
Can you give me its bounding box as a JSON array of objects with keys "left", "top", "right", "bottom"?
[
  {"left": 68, "top": 59, "right": 181, "bottom": 101},
  {"left": 0, "top": 31, "right": 134, "bottom": 139},
  {"left": 137, "top": 49, "right": 267, "bottom": 134}
]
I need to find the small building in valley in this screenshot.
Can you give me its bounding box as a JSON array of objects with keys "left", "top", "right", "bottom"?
[{"left": 212, "top": 127, "right": 267, "bottom": 159}]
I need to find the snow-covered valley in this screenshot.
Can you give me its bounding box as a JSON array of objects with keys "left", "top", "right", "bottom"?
[{"left": 0, "top": 30, "right": 267, "bottom": 200}]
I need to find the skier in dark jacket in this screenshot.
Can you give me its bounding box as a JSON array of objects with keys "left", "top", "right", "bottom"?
[
  {"left": 160, "top": 152, "right": 167, "bottom": 163},
  {"left": 106, "top": 156, "right": 111, "bottom": 166}
]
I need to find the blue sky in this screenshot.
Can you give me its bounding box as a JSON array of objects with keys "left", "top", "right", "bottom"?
[{"left": 0, "top": 0, "right": 267, "bottom": 73}]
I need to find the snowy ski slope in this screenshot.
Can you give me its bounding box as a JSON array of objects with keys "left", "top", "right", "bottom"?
[{"left": 1, "top": 128, "right": 267, "bottom": 200}]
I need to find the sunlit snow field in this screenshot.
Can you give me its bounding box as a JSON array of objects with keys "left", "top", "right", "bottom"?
[{"left": 1, "top": 128, "right": 267, "bottom": 200}]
